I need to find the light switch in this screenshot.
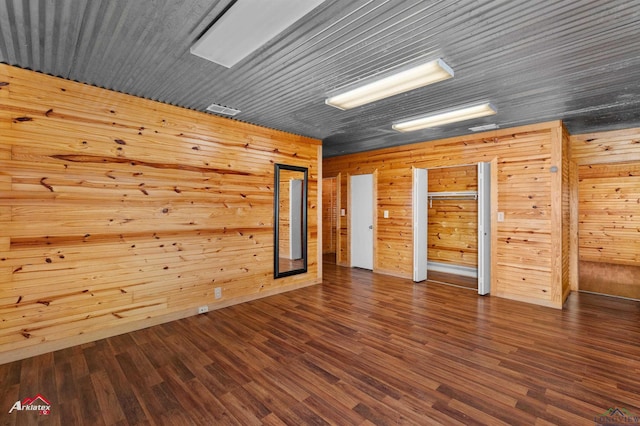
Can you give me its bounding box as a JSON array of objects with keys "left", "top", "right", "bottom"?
[
  {"left": 383, "top": 210, "right": 389, "bottom": 218},
  {"left": 497, "top": 211, "right": 505, "bottom": 222},
  {"left": 340, "top": 208, "right": 346, "bottom": 216}
]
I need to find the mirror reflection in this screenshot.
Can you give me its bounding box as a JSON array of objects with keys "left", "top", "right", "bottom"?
[{"left": 274, "top": 164, "right": 308, "bottom": 278}]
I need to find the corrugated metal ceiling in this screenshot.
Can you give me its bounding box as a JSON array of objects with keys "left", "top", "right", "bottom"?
[{"left": 1, "top": 0, "right": 639, "bottom": 157}]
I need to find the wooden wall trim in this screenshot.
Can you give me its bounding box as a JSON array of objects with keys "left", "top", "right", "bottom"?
[
  {"left": 490, "top": 157, "right": 499, "bottom": 302},
  {"left": 317, "top": 145, "right": 323, "bottom": 280},
  {"left": 569, "top": 160, "right": 579, "bottom": 292},
  {"left": 550, "top": 125, "right": 562, "bottom": 307}
]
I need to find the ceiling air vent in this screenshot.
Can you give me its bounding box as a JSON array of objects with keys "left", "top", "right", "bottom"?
[
  {"left": 469, "top": 123, "right": 499, "bottom": 132},
  {"left": 206, "top": 103, "right": 241, "bottom": 116}
]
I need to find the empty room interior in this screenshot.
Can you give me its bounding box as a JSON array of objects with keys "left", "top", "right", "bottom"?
[{"left": 1, "top": 1, "right": 639, "bottom": 424}]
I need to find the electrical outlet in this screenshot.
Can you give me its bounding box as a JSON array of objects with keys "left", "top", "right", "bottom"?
[
  {"left": 198, "top": 305, "right": 208, "bottom": 314},
  {"left": 214, "top": 287, "right": 222, "bottom": 299}
]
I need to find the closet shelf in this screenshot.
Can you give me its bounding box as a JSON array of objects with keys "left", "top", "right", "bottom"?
[{"left": 427, "top": 191, "right": 477, "bottom": 207}]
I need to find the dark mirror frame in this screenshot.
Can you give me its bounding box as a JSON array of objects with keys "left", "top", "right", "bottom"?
[{"left": 274, "top": 163, "right": 308, "bottom": 278}]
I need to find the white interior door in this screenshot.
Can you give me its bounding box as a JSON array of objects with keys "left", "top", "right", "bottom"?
[
  {"left": 477, "top": 162, "right": 491, "bottom": 295},
  {"left": 351, "top": 174, "right": 374, "bottom": 270},
  {"left": 412, "top": 168, "right": 428, "bottom": 282}
]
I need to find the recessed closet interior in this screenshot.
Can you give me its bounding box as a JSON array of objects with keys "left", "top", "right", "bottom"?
[
  {"left": 427, "top": 164, "right": 479, "bottom": 289},
  {"left": 413, "top": 162, "right": 491, "bottom": 293}
]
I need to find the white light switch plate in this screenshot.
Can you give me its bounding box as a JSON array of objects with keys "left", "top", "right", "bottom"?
[{"left": 497, "top": 212, "right": 505, "bottom": 222}]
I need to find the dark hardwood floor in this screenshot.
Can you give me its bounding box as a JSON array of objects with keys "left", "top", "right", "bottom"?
[
  {"left": 426, "top": 270, "right": 478, "bottom": 290},
  {"left": 2, "top": 262, "right": 640, "bottom": 425}
]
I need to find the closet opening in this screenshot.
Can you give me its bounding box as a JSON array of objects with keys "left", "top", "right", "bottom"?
[{"left": 412, "top": 162, "right": 491, "bottom": 294}]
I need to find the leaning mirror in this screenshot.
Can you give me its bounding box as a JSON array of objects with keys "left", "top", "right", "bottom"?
[{"left": 274, "top": 163, "right": 308, "bottom": 278}]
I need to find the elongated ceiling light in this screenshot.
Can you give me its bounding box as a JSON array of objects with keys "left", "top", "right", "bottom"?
[
  {"left": 393, "top": 103, "right": 497, "bottom": 132},
  {"left": 191, "top": 0, "right": 325, "bottom": 68},
  {"left": 325, "top": 58, "right": 454, "bottom": 110}
]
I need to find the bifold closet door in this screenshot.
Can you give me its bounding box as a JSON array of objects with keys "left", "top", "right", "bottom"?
[
  {"left": 478, "top": 162, "right": 491, "bottom": 295},
  {"left": 412, "top": 168, "right": 428, "bottom": 282}
]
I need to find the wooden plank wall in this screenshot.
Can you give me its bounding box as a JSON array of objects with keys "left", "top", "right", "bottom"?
[
  {"left": 337, "top": 172, "right": 348, "bottom": 265},
  {"left": 321, "top": 177, "right": 337, "bottom": 254},
  {"left": 0, "top": 64, "right": 321, "bottom": 364},
  {"left": 570, "top": 128, "right": 640, "bottom": 299},
  {"left": 558, "top": 125, "right": 572, "bottom": 302},
  {"left": 427, "top": 165, "right": 478, "bottom": 269},
  {"left": 324, "top": 121, "right": 570, "bottom": 308}
]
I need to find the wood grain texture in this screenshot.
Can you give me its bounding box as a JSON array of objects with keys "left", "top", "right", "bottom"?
[
  {"left": 552, "top": 125, "right": 572, "bottom": 306},
  {"left": 571, "top": 127, "right": 640, "bottom": 165},
  {"left": 321, "top": 177, "right": 338, "bottom": 254},
  {"left": 0, "top": 64, "right": 321, "bottom": 363},
  {"left": 577, "top": 162, "right": 640, "bottom": 267},
  {"left": 1, "top": 261, "right": 638, "bottom": 425},
  {"left": 324, "top": 121, "right": 570, "bottom": 308},
  {"left": 570, "top": 128, "right": 640, "bottom": 299},
  {"left": 579, "top": 261, "right": 640, "bottom": 299},
  {"left": 427, "top": 165, "right": 478, "bottom": 269}
]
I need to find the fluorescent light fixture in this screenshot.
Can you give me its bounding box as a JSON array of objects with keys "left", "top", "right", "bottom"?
[
  {"left": 325, "top": 58, "right": 454, "bottom": 110},
  {"left": 191, "top": 0, "right": 325, "bottom": 68},
  {"left": 393, "top": 103, "right": 497, "bottom": 132}
]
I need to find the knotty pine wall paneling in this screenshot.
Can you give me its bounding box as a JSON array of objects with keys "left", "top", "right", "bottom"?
[
  {"left": 321, "top": 177, "right": 338, "bottom": 254},
  {"left": 561, "top": 126, "right": 572, "bottom": 300},
  {"left": 337, "top": 172, "right": 348, "bottom": 266},
  {"left": 324, "top": 121, "right": 571, "bottom": 308},
  {"left": 0, "top": 86, "right": 9, "bottom": 294},
  {"left": 427, "top": 165, "right": 478, "bottom": 270},
  {"left": 0, "top": 64, "right": 321, "bottom": 364},
  {"left": 551, "top": 124, "right": 572, "bottom": 304},
  {"left": 570, "top": 128, "right": 640, "bottom": 299}
]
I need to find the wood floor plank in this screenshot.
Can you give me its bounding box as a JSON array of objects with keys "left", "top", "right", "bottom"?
[
  {"left": 1, "top": 261, "right": 639, "bottom": 425},
  {"left": 218, "top": 391, "right": 264, "bottom": 426},
  {"left": 90, "top": 370, "right": 127, "bottom": 425},
  {"left": 0, "top": 383, "right": 20, "bottom": 426}
]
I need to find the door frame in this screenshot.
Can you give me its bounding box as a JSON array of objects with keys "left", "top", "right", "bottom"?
[{"left": 412, "top": 162, "right": 497, "bottom": 295}]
